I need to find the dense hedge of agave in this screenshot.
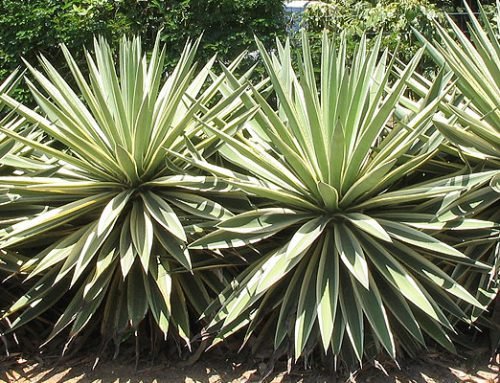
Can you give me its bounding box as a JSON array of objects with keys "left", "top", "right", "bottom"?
[{"left": 0, "top": 3, "right": 499, "bottom": 372}]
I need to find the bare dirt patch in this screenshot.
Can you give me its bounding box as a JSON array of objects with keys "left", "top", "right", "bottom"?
[{"left": 1, "top": 347, "right": 498, "bottom": 383}]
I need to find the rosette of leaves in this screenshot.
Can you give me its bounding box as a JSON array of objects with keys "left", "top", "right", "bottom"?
[
  {"left": 412, "top": 2, "right": 500, "bottom": 337},
  {"left": 392, "top": 68, "right": 499, "bottom": 327},
  {"left": 0, "top": 34, "right": 248, "bottom": 347},
  {"left": 430, "top": 1, "right": 500, "bottom": 343},
  {"left": 416, "top": 2, "right": 500, "bottom": 160},
  {"left": 403, "top": 73, "right": 499, "bottom": 333},
  {"left": 181, "top": 32, "right": 498, "bottom": 364}
]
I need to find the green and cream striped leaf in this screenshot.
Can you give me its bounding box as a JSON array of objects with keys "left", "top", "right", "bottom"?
[
  {"left": 0, "top": 34, "right": 246, "bottom": 343},
  {"left": 185, "top": 31, "right": 494, "bottom": 363}
]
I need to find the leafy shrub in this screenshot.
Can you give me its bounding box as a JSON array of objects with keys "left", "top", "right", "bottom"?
[
  {"left": 291, "top": 0, "right": 447, "bottom": 71},
  {"left": 424, "top": 2, "right": 500, "bottom": 333},
  {"left": 183, "top": 32, "right": 498, "bottom": 365},
  {"left": 0, "top": 35, "right": 249, "bottom": 346},
  {"left": 398, "top": 0, "right": 499, "bottom": 350},
  {"left": 425, "top": 2, "right": 500, "bottom": 160}
]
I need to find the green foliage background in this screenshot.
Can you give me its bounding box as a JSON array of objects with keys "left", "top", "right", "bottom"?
[
  {"left": 0, "top": 0, "right": 285, "bottom": 101},
  {"left": 2, "top": 0, "right": 497, "bottom": 91},
  {"left": 287, "top": 0, "right": 497, "bottom": 72}
]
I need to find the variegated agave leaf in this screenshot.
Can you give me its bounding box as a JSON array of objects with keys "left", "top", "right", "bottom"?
[
  {"left": 1, "top": 73, "right": 53, "bottom": 351},
  {"left": 410, "top": 2, "right": 500, "bottom": 328},
  {"left": 416, "top": 2, "right": 500, "bottom": 160},
  {"left": 0, "top": 34, "right": 248, "bottom": 345},
  {"left": 185, "top": 32, "right": 499, "bottom": 363}
]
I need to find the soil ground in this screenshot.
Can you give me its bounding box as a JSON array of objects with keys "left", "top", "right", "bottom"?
[{"left": 1, "top": 347, "right": 498, "bottom": 383}]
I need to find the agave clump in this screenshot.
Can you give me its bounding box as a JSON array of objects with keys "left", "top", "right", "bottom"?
[
  {"left": 0, "top": 70, "right": 52, "bottom": 356},
  {"left": 0, "top": 34, "right": 248, "bottom": 347},
  {"left": 428, "top": 2, "right": 499, "bottom": 347},
  {"left": 182, "top": 32, "right": 498, "bottom": 364},
  {"left": 417, "top": 2, "right": 500, "bottom": 161}
]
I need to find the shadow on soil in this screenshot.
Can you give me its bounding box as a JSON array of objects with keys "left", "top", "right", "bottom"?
[{"left": 1, "top": 345, "right": 498, "bottom": 382}]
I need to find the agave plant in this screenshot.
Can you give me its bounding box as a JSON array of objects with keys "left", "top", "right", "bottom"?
[
  {"left": 0, "top": 71, "right": 51, "bottom": 354},
  {"left": 0, "top": 112, "right": 56, "bottom": 181},
  {"left": 415, "top": 2, "right": 500, "bottom": 161},
  {"left": 401, "top": 72, "right": 500, "bottom": 332},
  {"left": 442, "top": 194, "right": 499, "bottom": 321},
  {"left": 0, "top": 34, "right": 252, "bottom": 347},
  {"left": 180, "top": 32, "right": 499, "bottom": 363},
  {"left": 411, "top": 2, "right": 500, "bottom": 342}
]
